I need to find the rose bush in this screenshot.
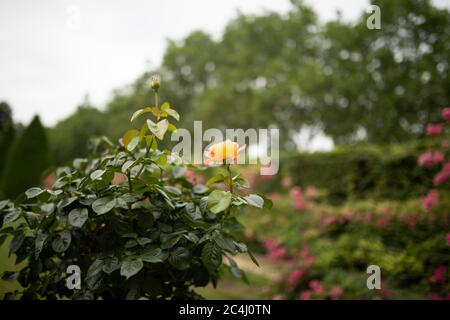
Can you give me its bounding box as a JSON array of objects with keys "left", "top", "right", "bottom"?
[{"left": 0, "top": 77, "right": 271, "bottom": 300}]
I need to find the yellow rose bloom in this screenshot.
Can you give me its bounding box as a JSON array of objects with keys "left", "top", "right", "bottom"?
[{"left": 204, "top": 139, "right": 246, "bottom": 165}]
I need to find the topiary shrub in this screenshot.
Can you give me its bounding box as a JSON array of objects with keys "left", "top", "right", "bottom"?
[
  {"left": 0, "top": 77, "right": 270, "bottom": 300},
  {"left": 1, "top": 115, "right": 51, "bottom": 200}
]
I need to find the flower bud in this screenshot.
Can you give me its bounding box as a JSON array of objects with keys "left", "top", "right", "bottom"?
[{"left": 149, "top": 74, "right": 160, "bottom": 91}]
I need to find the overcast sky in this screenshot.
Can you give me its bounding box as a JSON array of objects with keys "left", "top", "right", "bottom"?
[{"left": 1, "top": 0, "right": 449, "bottom": 128}]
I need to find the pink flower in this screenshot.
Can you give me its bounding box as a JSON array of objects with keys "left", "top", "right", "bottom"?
[
  {"left": 431, "top": 265, "right": 447, "bottom": 284},
  {"left": 309, "top": 279, "right": 324, "bottom": 295},
  {"left": 418, "top": 151, "right": 444, "bottom": 167},
  {"left": 442, "top": 107, "right": 450, "bottom": 122},
  {"left": 329, "top": 285, "right": 344, "bottom": 299},
  {"left": 264, "top": 238, "right": 286, "bottom": 262},
  {"left": 426, "top": 123, "right": 444, "bottom": 136},
  {"left": 433, "top": 163, "right": 450, "bottom": 185},
  {"left": 185, "top": 169, "right": 205, "bottom": 185},
  {"left": 281, "top": 177, "right": 292, "bottom": 188},
  {"left": 422, "top": 189, "right": 439, "bottom": 212},
  {"left": 434, "top": 151, "right": 444, "bottom": 164},
  {"left": 287, "top": 269, "right": 307, "bottom": 289},
  {"left": 289, "top": 186, "right": 305, "bottom": 211},
  {"left": 305, "top": 186, "right": 318, "bottom": 200},
  {"left": 299, "top": 290, "right": 311, "bottom": 300}
]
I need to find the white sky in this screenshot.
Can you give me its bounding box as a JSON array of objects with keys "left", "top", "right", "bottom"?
[{"left": 0, "top": 0, "right": 449, "bottom": 129}]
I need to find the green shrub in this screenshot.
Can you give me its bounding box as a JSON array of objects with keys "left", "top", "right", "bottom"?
[
  {"left": 283, "top": 143, "right": 435, "bottom": 203},
  {"left": 1, "top": 116, "right": 51, "bottom": 200},
  {"left": 0, "top": 79, "right": 270, "bottom": 300}
]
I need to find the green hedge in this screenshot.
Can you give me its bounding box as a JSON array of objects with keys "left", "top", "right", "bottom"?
[{"left": 282, "top": 142, "right": 437, "bottom": 203}]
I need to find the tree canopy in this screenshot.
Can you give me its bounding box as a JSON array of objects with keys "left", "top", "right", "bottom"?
[{"left": 49, "top": 0, "right": 450, "bottom": 164}]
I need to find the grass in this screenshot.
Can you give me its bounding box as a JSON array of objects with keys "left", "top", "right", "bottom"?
[{"left": 0, "top": 238, "right": 23, "bottom": 295}]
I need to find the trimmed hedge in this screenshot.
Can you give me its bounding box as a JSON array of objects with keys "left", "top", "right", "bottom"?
[{"left": 282, "top": 142, "right": 437, "bottom": 203}]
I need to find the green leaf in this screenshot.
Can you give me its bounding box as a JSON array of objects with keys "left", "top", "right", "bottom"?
[
  {"left": 130, "top": 107, "right": 151, "bottom": 122},
  {"left": 51, "top": 230, "right": 71, "bottom": 253},
  {"left": 58, "top": 196, "right": 77, "bottom": 208},
  {"left": 168, "top": 123, "right": 177, "bottom": 132},
  {"left": 120, "top": 258, "right": 143, "bottom": 279},
  {"left": 147, "top": 119, "right": 169, "bottom": 140},
  {"left": 47, "top": 189, "right": 63, "bottom": 196},
  {"left": 122, "top": 129, "right": 140, "bottom": 148},
  {"left": 92, "top": 197, "right": 116, "bottom": 215},
  {"left": 136, "top": 237, "right": 152, "bottom": 246},
  {"left": 201, "top": 242, "right": 222, "bottom": 274},
  {"left": 102, "top": 257, "right": 121, "bottom": 274},
  {"left": 185, "top": 203, "right": 202, "bottom": 220},
  {"left": 244, "top": 194, "right": 264, "bottom": 208},
  {"left": 164, "top": 186, "right": 181, "bottom": 196},
  {"left": 161, "top": 234, "right": 182, "bottom": 249},
  {"left": 226, "top": 255, "right": 247, "bottom": 283},
  {"left": 141, "top": 248, "right": 168, "bottom": 263},
  {"left": 247, "top": 250, "right": 260, "bottom": 267},
  {"left": 161, "top": 102, "right": 180, "bottom": 121},
  {"left": 206, "top": 174, "right": 225, "bottom": 186},
  {"left": 9, "top": 234, "right": 24, "bottom": 255},
  {"left": 234, "top": 241, "right": 248, "bottom": 253},
  {"left": 25, "top": 187, "right": 45, "bottom": 199},
  {"left": 35, "top": 233, "right": 48, "bottom": 259},
  {"left": 68, "top": 208, "right": 89, "bottom": 228},
  {"left": 207, "top": 190, "right": 232, "bottom": 214},
  {"left": 160, "top": 102, "right": 170, "bottom": 111},
  {"left": 0, "top": 200, "right": 10, "bottom": 210},
  {"left": 127, "top": 136, "right": 140, "bottom": 151},
  {"left": 41, "top": 203, "right": 55, "bottom": 214},
  {"left": 121, "top": 160, "right": 135, "bottom": 172},
  {"left": 263, "top": 196, "right": 273, "bottom": 209},
  {"left": 90, "top": 170, "right": 105, "bottom": 181},
  {"left": 193, "top": 184, "right": 209, "bottom": 194},
  {"left": 87, "top": 259, "right": 104, "bottom": 290},
  {"left": 155, "top": 154, "right": 167, "bottom": 166},
  {"left": 168, "top": 247, "right": 191, "bottom": 270},
  {"left": 87, "top": 259, "right": 104, "bottom": 278},
  {"left": 213, "top": 233, "right": 236, "bottom": 252},
  {"left": 3, "top": 209, "right": 20, "bottom": 224},
  {"left": 165, "top": 109, "right": 180, "bottom": 121}
]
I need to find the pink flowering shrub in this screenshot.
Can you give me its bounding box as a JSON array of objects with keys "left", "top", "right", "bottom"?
[
  {"left": 264, "top": 238, "right": 286, "bottom": 262},
  {"left": 289, "top": 186, "right": 306, "bottom": 211},
  {"left": 418, "top": 106, "right": 450, "bottom": 211}
]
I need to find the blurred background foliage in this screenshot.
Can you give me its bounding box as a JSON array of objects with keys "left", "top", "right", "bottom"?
[
  {"left": 1, "top": 0, "right": 449, "bottom": 198},
  {"left": 0, "top": 0, "right": 449, "bottom": 300}
]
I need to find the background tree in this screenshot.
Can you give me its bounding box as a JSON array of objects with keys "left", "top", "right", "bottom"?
[
  {"left": 1, "top": 115, "right": 51, "bottom": 199},
  {"left": 48, "top": 0, "right": 450, "bottom": 159},
  {"left": 49, "top": 97, "right": 107, "bottom": 164},
  {"left": 0, "top": 102, "right": 15, "bottom": 184}
]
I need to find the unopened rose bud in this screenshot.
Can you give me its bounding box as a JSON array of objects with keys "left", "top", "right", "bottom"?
[{"left": 149, "top": 74, "right": 160, "bottom": 91}]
